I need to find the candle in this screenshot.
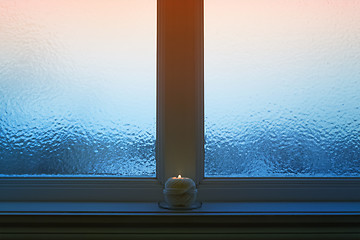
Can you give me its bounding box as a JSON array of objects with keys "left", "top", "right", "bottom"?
[{"left": 163, "top": 175, "right": 197, "bottom": 207}]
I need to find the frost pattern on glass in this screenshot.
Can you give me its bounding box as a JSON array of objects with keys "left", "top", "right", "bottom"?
[
  {"left": 205, "top": 0, "right": 360, "bottom": 177},
  {"left": 0, "top": 0, "right": 156, "bottom": 176}
]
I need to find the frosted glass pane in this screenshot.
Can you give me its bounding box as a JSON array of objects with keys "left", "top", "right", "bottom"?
[
  {"left": 205, "top": 0, "right": 360, "bottom": 177},
  {"left": 0, "top": 0, "right": 156, "bottom": 176}
]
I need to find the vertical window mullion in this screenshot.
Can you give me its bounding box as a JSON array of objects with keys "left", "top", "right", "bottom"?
[{"left": 157, "top": 0, "right": 204, "bottom": 184}]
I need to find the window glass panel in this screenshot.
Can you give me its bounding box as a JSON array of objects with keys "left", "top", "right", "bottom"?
[
  {"left": 205, "top": 0, "right": 360, "bottom": 177},
  {"left": 0, "top": 0, "right": 156, "bottom": 176}
]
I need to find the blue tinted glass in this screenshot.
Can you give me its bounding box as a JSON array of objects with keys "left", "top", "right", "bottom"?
[
  {"left": 205, "top": 0, "right": 360, "bottom": 177},
  {"left": 0, "top": 0, "right": 156, "bottom": 176}
]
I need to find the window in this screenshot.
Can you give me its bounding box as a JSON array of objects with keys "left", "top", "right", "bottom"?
[
  {"left": 0, "top": 0, "right": 359, "bottom": 202},
  {"left": 0, "top": 0, "right": 156, "bottom": 177},
  {"left": 205, "top": 0, "right": 360, "bottom": 178},
  {"left": 0, "top": 0, "right": 160, "bottom": 201}
]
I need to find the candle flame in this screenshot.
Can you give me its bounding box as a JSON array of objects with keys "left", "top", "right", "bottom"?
[{"left": 177, "top": 175, "right": 182, "bottom": 178}]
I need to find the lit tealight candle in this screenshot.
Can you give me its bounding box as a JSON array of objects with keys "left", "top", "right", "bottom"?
[{"left": 163, "top": 175, "right": 197, "bottom": 207}]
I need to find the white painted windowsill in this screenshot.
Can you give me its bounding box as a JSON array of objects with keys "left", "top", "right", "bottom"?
[
  {"left": 1, "top": 202, "right": 359, "bottom": 239},
  {"left": 1, "top": 202, "right": 360, "bottom": 215}
]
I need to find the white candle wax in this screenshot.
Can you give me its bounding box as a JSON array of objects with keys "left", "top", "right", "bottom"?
[
  {"left": 163, "top": 175, "right": 197, "bottom": 207},
  {"left": 165, "top": 175, "right": 195, "bottom": 193}
]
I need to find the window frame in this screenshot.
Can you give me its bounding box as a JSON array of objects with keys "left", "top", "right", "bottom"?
[
  {"left": 198, "top": 0, "right": 360, "bottom": 202},
  {"left": 1, "top": 0, "right": 360, "bottom": 202},
  {"left": 0, "top": 0, "right": 163, "bottom": 202}
]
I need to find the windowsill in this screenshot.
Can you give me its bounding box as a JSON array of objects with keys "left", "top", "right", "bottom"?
[
  {"left": 1, "top": 201, "right": 360, "bottom": 215},
  {"left": 1, "top": 202, "right": 359, "bottom": 239}
]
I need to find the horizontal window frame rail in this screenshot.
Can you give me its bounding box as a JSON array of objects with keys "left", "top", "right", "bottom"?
[
  {"left": 197, "top": 178, "right": 360, "bottom": 202},
  {"left": 1, "top": 177, "right": 359, "bottom": 202},
  {"left": 0, "top": 178, "right": 163, "bottom": 202}
]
